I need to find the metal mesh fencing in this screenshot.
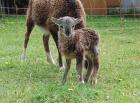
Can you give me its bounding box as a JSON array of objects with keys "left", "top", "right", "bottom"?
[{"left": 0, "top": 6, "right": 140, "bottom": 33}]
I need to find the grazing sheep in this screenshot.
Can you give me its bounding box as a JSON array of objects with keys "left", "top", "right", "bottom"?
[
  {"left": 52, "top": 16, "right": 100, "bottom": 84},
  {"left": 21, "top": 0, "right": 86, "bottom": 70}
]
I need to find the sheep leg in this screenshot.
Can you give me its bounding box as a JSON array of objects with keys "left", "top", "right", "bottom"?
[
  {"left": 43, "top": 34, "right": 55, "bottom": 64},
  {"left": 62, "top": 59, "right": 71, "bottom": 84},
  {"left": 51, "top": 32, "right": 63, "bottom": 69},
  {"left": 84, "top": 59, "right": 93, "bottom": 83},
  {"left": 84, "top": 60, "right": 88, "bottom": 70},
  {"left": 92, "top": 55, "right": 99, "bottom": 85},
  {"left": 76, "top": 56, "right": 84, "bottom": 84},
  {"left": 58, "top": 52, "right": 64, "bottom": 71},
  {"left": 21, "top": 17, "right": 34, "bottom": 62}
]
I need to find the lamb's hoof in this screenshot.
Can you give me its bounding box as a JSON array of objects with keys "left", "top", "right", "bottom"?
[
  {"left": 78, "top": 80, "right": 85, "bottom": 86},
  {"left": 62, "top": 80, "right": 66, "bottom": 85},
  {"left": 84, "top": 77, "right": 89, "bottom": 83},
  {"left": 21, "top": 54, "right": 26, "bottom": 62},
  {"left": 59, "top": 65, "right": 65, "bottom": 72},
  {"left": 80, "top": 80, "right": 85, "bottom": 84},
  {"left": 91, "top": 79, "right": 97, "bottom": 85}
]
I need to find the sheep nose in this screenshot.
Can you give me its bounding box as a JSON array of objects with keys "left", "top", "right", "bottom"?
[{"left": 65, "top": 29, "right": 70, "bottom": 36}]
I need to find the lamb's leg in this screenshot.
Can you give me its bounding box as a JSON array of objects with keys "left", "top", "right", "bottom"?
[
  {"left": 84, "top": 59, "right": 93, "bottom": 83},
  {"left": 84, "top": 60, "right": 88, "bottom": 70},
  {"left": 62, "top": 59, "right": 71, "bottom": 84},
  {"left": 92, "top": 55, "right": 99, "bottom": 85},
  {"left": 21, "top": 17, "right": 34, "bottom": 62},
  {"left": 76, "top": 56, "right": 84, "bottom": 84},
  {"left": 43, "top": 34, "right": 55, "bottom": 64}
]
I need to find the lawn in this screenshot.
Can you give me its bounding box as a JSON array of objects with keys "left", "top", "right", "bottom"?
[{"left": 0, "top": 16, "right": 140, "bottom": 103}]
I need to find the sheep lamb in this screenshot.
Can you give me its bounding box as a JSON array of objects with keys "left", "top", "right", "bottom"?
[
  {"left": 52, "top": 16, "right": 100, "bottom": 84},
  {"left": 21, "top": 0, "right": 86, "bottom": 70}
]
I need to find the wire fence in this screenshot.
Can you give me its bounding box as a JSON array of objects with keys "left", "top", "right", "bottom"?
[{"left": 0, "top": 7, "right": 140, "bottom": 33}]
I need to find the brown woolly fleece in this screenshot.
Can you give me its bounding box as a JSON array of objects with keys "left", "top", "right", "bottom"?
[
  {"left": 58, "top": 28, "right": 99, "bottom": 59},
  {"left": 58, "top": 27, "right": 100, "bottom": 84},
  {"left": 28, "top": 0, "right": 86, "bottom": 31},
  {"left": 24, "top": 0, "right": 86, "bottom": 67}
]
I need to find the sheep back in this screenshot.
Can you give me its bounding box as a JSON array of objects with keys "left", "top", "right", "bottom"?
[
  {"left": 30, "top": 0, "right": 86, "bottom": 29},
  {"left": 75, "top": 28, "right": 100, "bottom": 57}
]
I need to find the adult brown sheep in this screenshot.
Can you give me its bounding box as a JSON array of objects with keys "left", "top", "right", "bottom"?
[{"left": 21, "top": 0, "right": 86, "bottom": 70}]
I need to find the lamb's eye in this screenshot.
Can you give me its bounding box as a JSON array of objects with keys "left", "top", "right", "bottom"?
[{"left": 72, "top": 25, "right": 75, "bottom": 28}]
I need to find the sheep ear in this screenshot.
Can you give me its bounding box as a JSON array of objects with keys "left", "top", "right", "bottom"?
[
  {"left": 51, "top": 17, "right": 60, "bottom": 25},
  {"left": 74, "top": 17, "right": 82, "bottom": 25}
]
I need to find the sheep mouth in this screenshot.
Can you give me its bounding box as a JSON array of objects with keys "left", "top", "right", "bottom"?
[
  {"left": 65, "top": 32, "right": 72, "bottom": 37},
  {"left": 65, "top": 30, "right": 71, "bottom": 36},
  {"left": 65, "top": 33, "right": 73, "bottom": 37}
]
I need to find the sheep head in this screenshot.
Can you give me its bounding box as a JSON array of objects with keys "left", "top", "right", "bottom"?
[{"left": 51, "top": 16, "right": 81, "bottom": 37}]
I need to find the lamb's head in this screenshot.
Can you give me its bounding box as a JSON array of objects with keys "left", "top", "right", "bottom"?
[{"left": 51, "top": 16, "right": 81, "bottom": 37}]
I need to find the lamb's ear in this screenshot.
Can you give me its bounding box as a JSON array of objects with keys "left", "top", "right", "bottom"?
[
  {"left": 51, "top": 17, "right": 60, "bottom": 25},
  {"left": 74, "top": 17, "right": 82, "bottom": 25}
]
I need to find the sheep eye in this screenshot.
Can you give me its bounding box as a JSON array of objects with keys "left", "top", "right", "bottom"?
[{"left": 72, "top": 25, "right": 75, "bottom": 28}]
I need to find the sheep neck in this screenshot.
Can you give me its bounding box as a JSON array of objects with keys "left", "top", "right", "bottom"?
[{"left": 58, "top": 31, "right": 78, "bottom": 58}]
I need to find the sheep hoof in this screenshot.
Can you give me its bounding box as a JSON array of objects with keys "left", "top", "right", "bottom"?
[
  {"left": 91, "top": 79, "right": 97, "bottom": 85},
  {"left": 80, "top": 80, "right": 85, "bottom": 84},
  {"left": 47, "top": 57, "right": 55, "bottom": 64},
  {"left": 59, "top": 65, "right": 65, "bottom": 72},
  {"left": 21, "top": 53, "right": 26, "bottom": 62},
  {"left": 46, "top": 52, "right": 55, "bottom": 64}
]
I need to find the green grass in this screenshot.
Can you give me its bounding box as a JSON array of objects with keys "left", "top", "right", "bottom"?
[{"left": 0, "top": 16, "right": 140, "bottom": 103}]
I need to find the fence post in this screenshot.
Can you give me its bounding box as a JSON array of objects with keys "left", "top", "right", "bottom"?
[{"left": 0, "top": 0, "right": 6, "bottom": 15}]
